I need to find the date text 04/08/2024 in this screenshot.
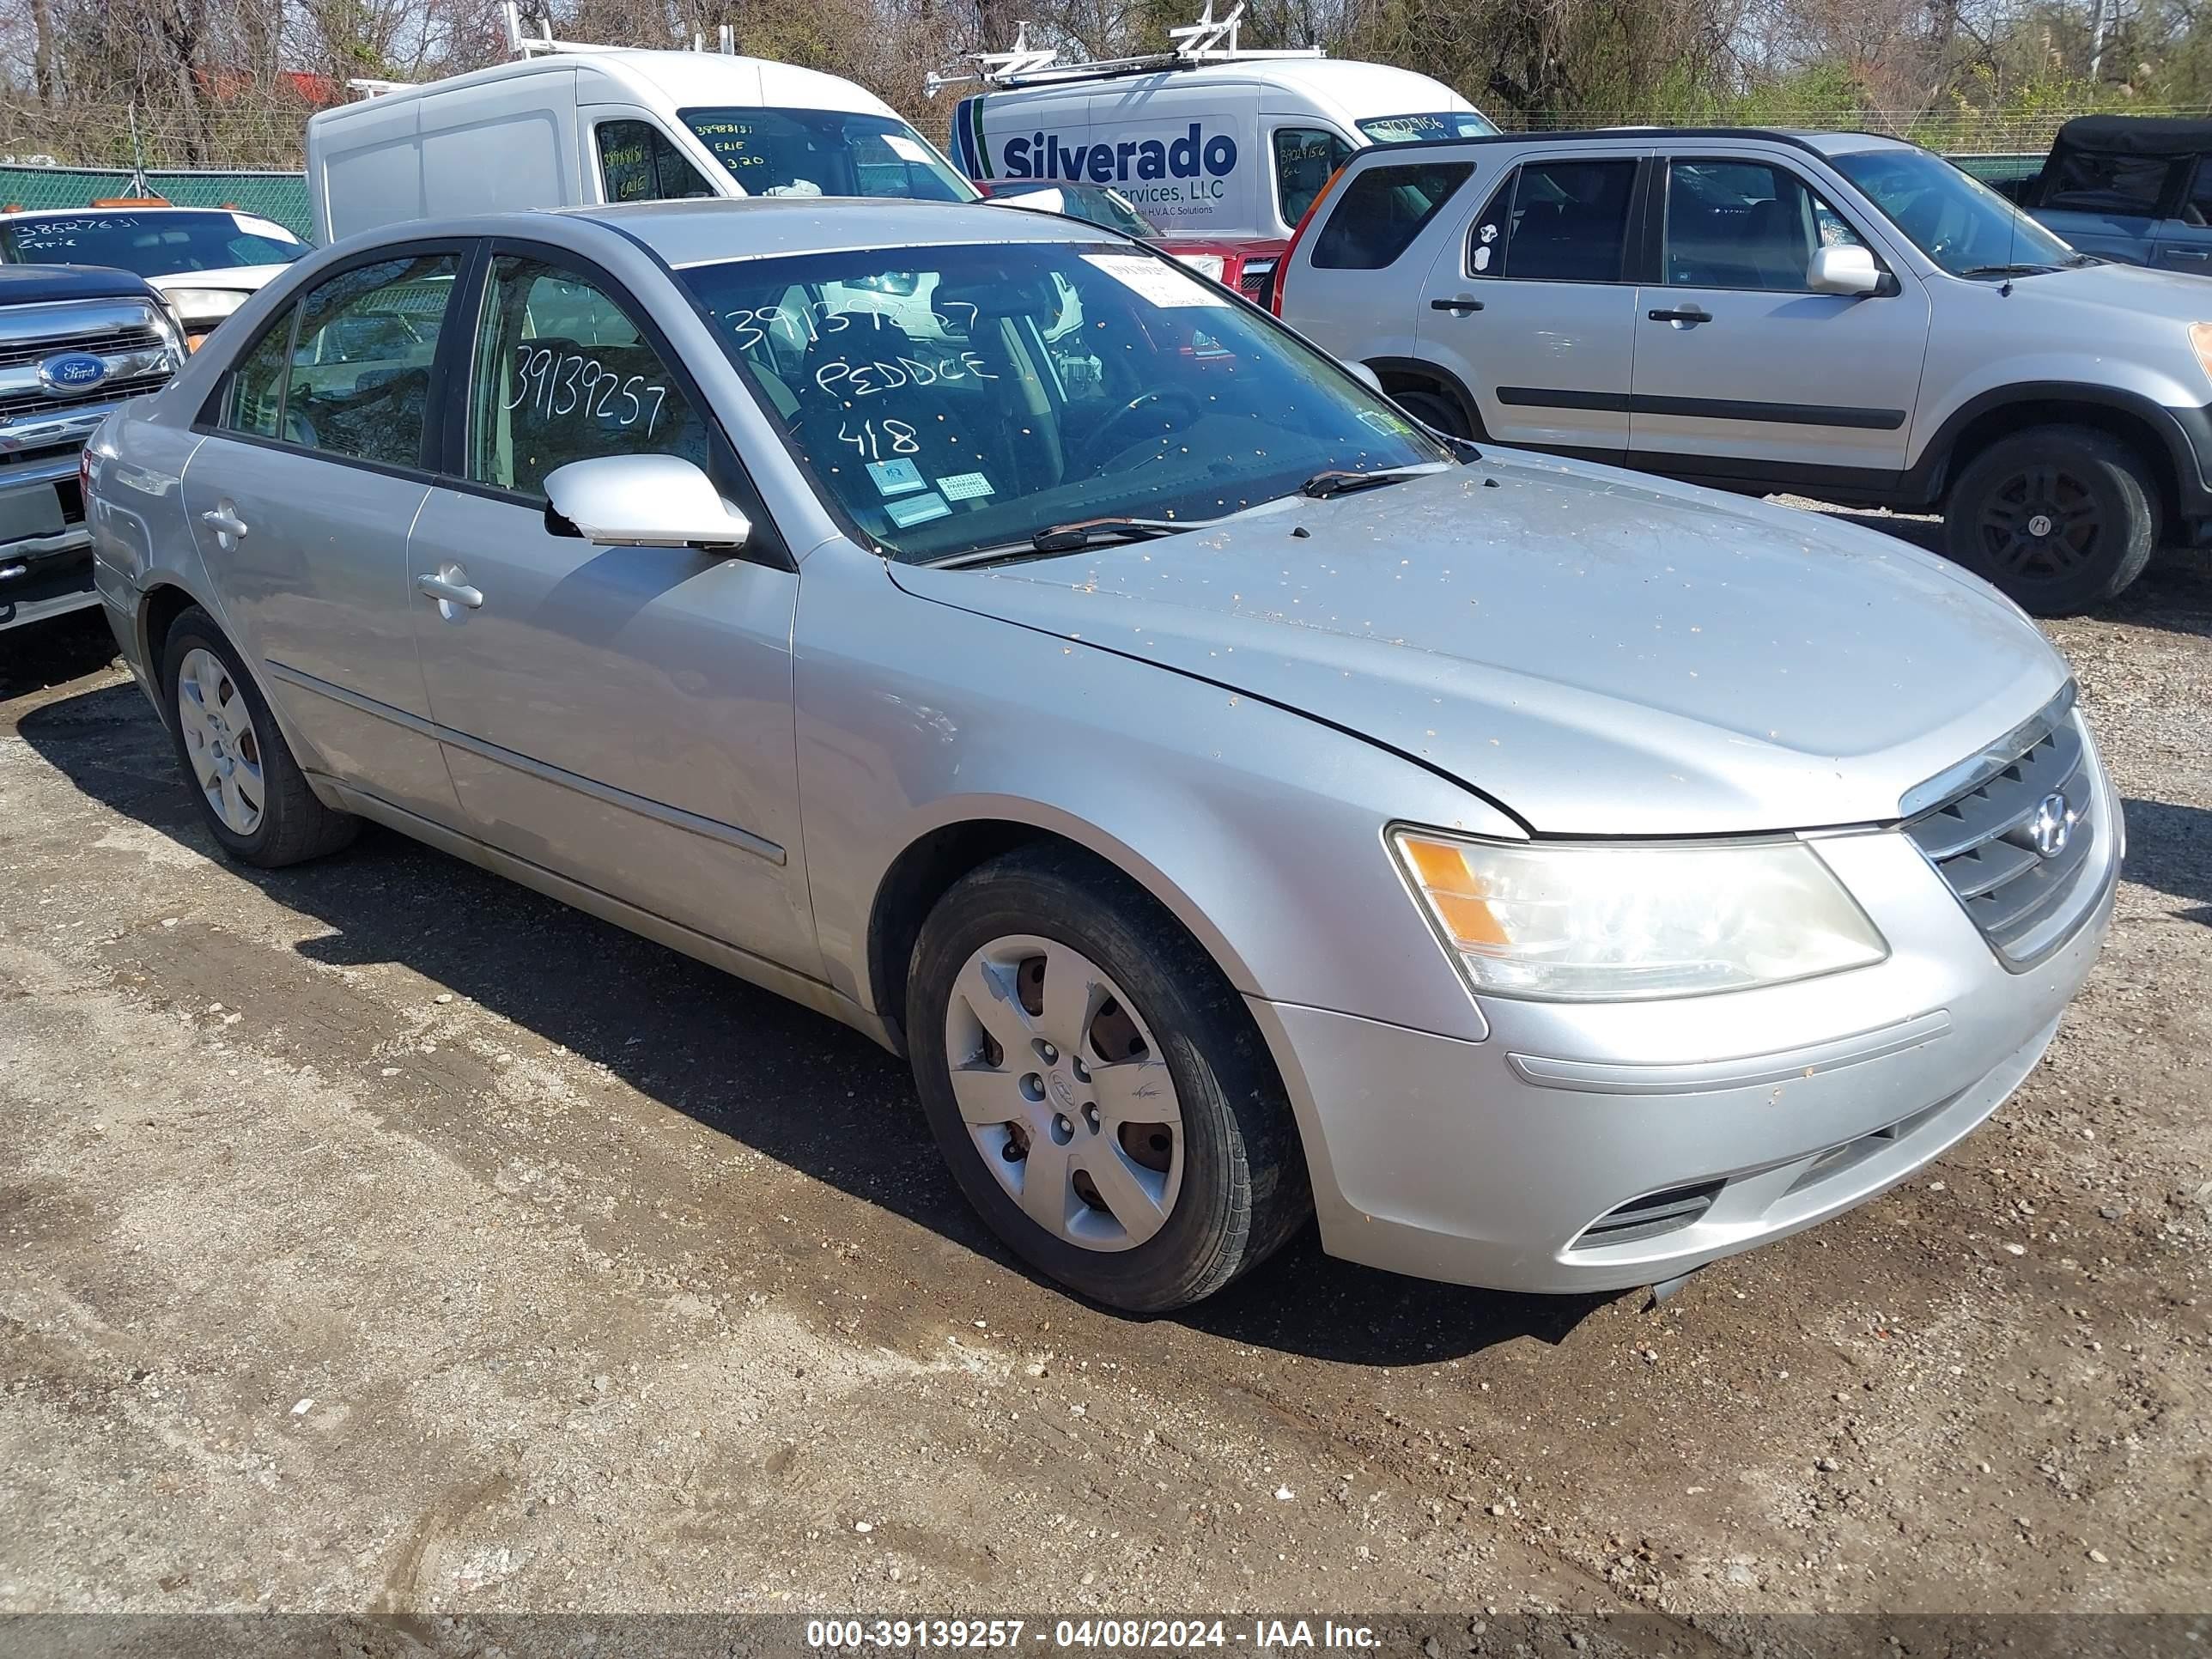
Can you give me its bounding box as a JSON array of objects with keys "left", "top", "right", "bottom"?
[{"left": 805, "top": 1620, "right": 1382, "bottom": 1650}]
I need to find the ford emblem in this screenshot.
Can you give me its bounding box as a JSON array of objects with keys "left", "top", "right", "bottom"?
[{"left": 37, "top": 351, "right": 109, "bottom": 396}]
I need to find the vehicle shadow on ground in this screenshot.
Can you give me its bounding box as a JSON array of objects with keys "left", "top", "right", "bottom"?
[
  {"left": 2119, "top": 797, "right": 2212, "bottom": 926},
  {"left": 14, "top": 679, "right": 1603, "bottom": 1364}
]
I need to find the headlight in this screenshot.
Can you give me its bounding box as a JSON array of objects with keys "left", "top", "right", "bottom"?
[
  {"left": 1390, "top": 830, "right": 1888, "bottom": 1001},
  {"left": 2192, "top": 322, "right": 2212, "bottom": 387},
  {"left": 1172, "top": 252, "right": 1227, "bottom": 283},
  {"left": 162, "top": 288, "right": 248, "bottom": 324}
]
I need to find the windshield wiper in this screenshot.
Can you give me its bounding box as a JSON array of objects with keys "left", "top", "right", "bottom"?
[
  {"left": 1027, "top": 515, "right": 1197, "bottom": 553},
  {"left": 1298, "top": 463, "right": 1444, "bottom": 499},
  {"left": 1959, "top": 263, "right": 2056, "bottom": 278}
]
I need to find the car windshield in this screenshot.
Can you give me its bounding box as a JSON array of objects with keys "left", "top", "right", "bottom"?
[
  {"left": 992, "top": 183, "right": 1158, "bottom": 239},
  {"left": 679, "top": 107, "right": 971, "bottom": 201},
  {"left": 680, "top": 239, "right": 1448, "bottom": 563},
  {"left": 1358, "top": 111, "right": 1499, "bottom": 144},
  {"left": 1829, "top": 148, "right": 2077, "bottom": 276},
  {"left": 0, "top": 210, "right": 305, "bottom": 275}
]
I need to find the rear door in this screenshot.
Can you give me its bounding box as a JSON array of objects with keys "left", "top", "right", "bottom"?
[
  {"left": 1285, "top": 152, "right": 1480, "bottom": 367},
  {"left": 1627, "top": 153, "right": 1930, "bottom": 480},
  {"left": 1414, "top": 148, "right": 1646, "bottom": 459},
  {"left": 179, "top": 244, "right": 468, "bottom": 823}
]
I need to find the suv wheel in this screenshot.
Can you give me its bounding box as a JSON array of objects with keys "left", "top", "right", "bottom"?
[
  {"left": 1395, "top": 387, "right": 1472, "bottom": 441},
  {"left": 160, "top": 606, "right": 358, "bottom": 867},
  {"left": 1944, "top": 425, "right": 2157, "bottom": 614},
  {"left": 906, "top": 846, "right": 1311, "bottom": 1312}
]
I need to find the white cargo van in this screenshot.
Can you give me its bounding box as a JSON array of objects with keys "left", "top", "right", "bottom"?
[
  {"left": 308, "top": 7, "right": 973, "bottom": 244},
  {"left": 938, "top": 6, "right": 1494, "bottom": 248}
]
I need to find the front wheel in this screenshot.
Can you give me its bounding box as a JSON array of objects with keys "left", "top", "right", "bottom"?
[
  {"left": 907, "top": 847, "right": 1311, "bottom": 1312},
  {"left": 1943, "top": 425, "right": 2157, "bottom": 614}
]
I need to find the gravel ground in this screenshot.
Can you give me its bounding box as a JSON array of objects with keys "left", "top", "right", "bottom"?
[{"left": 2, "top": 526, "right": 2208, "bottom": 1622}]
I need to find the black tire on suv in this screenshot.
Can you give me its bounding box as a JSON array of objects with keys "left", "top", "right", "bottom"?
[
  {"left": 1394, "top": 387, "right": 1473, "bottom": 442},
  {"left": 1943, "top": 425, "right": 2158, "bottom": 615}
]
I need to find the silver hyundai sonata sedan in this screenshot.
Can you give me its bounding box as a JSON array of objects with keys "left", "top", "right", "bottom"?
[{"left": 84, "top": 199, "right": 2118, "bottom": 1311}]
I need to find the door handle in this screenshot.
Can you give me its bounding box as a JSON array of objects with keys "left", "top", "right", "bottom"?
[
  {"left": 1430, "top": 295, "right": 1486, "bottom": 313},
  {"left": 1647, "top": 307, "right": 1712, "bottom": 325},
  {"left": 200, "top": 505, "right": 248, "bottom": 543},
  {"left": 416, "top": 570, "right": 483, "bottom": 611},
  {"left": 2169, "top": 248, "right": 2210, "bottom": 261}
]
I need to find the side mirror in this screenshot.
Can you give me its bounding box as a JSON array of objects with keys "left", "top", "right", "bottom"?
[
  {"left": 543, "top": 454, "right": 752, "bottom": 549},
  {"left": 1808, "top": 244, "right": 1883, "bottom": 297},
  {"left": 1342, "top": 359, "right": 1384, "bottom": 394}
]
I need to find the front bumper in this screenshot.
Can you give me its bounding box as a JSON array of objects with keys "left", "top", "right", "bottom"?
[{"left": 1249, "top": 769, "right": 2119, "bottom": 1295}]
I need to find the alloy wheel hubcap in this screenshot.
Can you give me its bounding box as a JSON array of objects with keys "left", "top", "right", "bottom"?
[
  {"left": 944, "top": 934, "right": 1182, "bottom": 1252},
  {"left": 1978, "top": 465, "right": 2100, "bottom": 581},
  {"left": 176, "top": 647, "right": 265, "bottom": 836}
]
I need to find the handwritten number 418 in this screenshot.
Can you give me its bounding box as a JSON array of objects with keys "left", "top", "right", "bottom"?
[{"left": 836, "top": 418, "right": 921, "bottom": 461}]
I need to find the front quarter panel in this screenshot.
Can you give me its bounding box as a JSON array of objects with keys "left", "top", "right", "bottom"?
[{"left": 793, "top": 543, "right": 1515, "bottom": 1047}]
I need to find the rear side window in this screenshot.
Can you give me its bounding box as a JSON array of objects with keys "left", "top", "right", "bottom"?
[
  {"left": 220, "top": 307, "right": 297, "bottom": 440},
  {"left": 598, "top": 120, "right": 714, "bottom": 204},
  {"left": 1311, "top": 161, "right": 1475, "bottom": 270},
  {"left": 1273, "top": 127, "right": 1355, "bottom": 228},
  {"left": 286, "top": 254, "right": 459, "bottom": 469},
  {"left": 1468, "top": 159, "right": 1637, "bottom": 282},
  {"left": 2042, "top": 149, "right": 2176, "bottom": 216}
]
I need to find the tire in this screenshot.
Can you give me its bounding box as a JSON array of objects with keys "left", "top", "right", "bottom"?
[
  {"left": 160, "top": 606, "right": 358, "bottom": 867},
  {"left": 1394, "top": 386, "right": 1473, "bottom": 441},
  {"left": 1943, "top": 425, "right": 2157, "bottom": 615},
  {"left": 907, "top": 845, "right": 1311, "bottom": 1312}
]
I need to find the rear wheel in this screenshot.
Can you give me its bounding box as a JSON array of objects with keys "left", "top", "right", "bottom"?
[
  {"left": 160, "top": 607, "right": 357, "bottom": 867},
  {"left": 1943, "top": 425, "right": 2157, "bottom": 614},
  {"left": 907, "top": 847, "right": 1310, "bottom": 1312}
]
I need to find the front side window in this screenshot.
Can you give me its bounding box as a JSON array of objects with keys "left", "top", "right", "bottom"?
[
  {"left": 467, "top": 255, "right": 708, "bottom": 499},
  {"left": 1664, "top": 160, "right": 1866, "bottom": 290},
  {"left": 1312, "top": 161, "right": 1475, "bottom": 270},
  {"left": 1829, "top": 148, "right": 2076, "bottom": 276},
  {"left": 679, "top": 240, "right": 1446, "bottom": 563},
  {"left": 598, "top": 119, "right": 715, "bottom": 204},
  {"left": 1274, "top": 126, "right": 1355, "bottom": 227},
  {"left": 237, "top": 253, "right": 457, "bottom": 468},
  {"left": 680, "top": 107, "right": 969, "bottom": 201},
  {"left": 220, "top": 306, "right": 297, "bottom": 440},
  {"left": 0, "top": 210, "right": 306, "bottom": 275},
  {"left": 1357, "top": 111, "right": 1499, "bottom": 144},
  {"left": 1467, "top": 158, "right": 1637, "bottom": 282},
  {"left": 2180, "top": 158, "right": 2212, "bottom": 226}
]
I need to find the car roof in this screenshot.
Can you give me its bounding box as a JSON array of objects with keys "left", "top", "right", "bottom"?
[
  {"left": 556, "top": 197, "right": 1103, "bottom": 267},
  {"left": 1334, "top": 126, "right": 1922, "bottom": 160}
]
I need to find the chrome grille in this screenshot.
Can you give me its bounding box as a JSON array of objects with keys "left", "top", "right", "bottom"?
[
  {"left": 0, "top": 325, "right": 164, "bottom": 369},
  {"left": 1905, "top": 691, "right": 2100, "bottom": 965},
  {"left": 0, "top": 370, "right": 170, "bottom": 425}
]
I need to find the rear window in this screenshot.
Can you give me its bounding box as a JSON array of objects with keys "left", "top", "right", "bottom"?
[{"left": 1311, "top": 161, "right": 1475, "bottom": 270}]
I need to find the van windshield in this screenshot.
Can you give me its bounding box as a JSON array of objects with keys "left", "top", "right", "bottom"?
[
  {"left": 679, "top": 107, "right": 972, "bottom": 201},
  {"left": 679, "top": 239, "right": 1448, "bottom": 563},
  {"left": 1358, "top": 111, "right": 1499, "bottom": 144}
]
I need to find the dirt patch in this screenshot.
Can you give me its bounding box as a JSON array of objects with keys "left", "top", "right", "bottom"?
[{"left": 2, "top": 556, "right": 2206, "bottom": 1617}]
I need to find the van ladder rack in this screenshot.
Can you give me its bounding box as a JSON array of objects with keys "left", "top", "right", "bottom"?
[{"left": 924, "top": 3, "right": 1321, "bottom": 98}]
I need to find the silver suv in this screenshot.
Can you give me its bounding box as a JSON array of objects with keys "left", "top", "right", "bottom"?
[{"left": 1276, "top": 128, "right": 2212, "bottom": 614}]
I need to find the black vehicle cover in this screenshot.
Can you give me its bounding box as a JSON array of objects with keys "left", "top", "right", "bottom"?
[
  {"left": 0, "top": 261, "right": 163, "bottom": 307},
  {"left": 2050, "top": 113, "right": 2212, "bottom": 158}
]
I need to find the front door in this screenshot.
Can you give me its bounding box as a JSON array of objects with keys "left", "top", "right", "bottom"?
[
  {"left": 2151, "top": 156, "right": 2212, "bottom": 274},
  {"left": 179, "top": 247, "right": 467, "bottom": 821},
  {"left": 404, "top": 246, "right": 817, "bottom": 975},
  {"left": 1414, "top": 151, "right": 1644, "bottom": 459},
  {"left": 1628, "top": 156, "right": 1931, "bottom": 483}
]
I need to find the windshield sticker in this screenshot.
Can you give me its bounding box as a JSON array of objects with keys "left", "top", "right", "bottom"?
[
  {"left": 1079, "top": 252, "right": 1228, "bottom": 309},
  {"left": 937, "top": 471, "right": 994, "bottom": 502},
  {"left": 1358, "top": 410, "right": 1415, "bottom": 437},
  {"left": 882, "top": 133, "right": 933, "bottom": 166},
  {"left": 884, "top": 490, "right": 951, "bottom": 528},
  {"left": 867, "top": 458, "right": 926, "bottom": 496}
]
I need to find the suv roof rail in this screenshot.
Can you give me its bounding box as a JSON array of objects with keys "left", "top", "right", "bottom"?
[{"left": 925, "top": 3, "right": 1321, "bottom": 99}]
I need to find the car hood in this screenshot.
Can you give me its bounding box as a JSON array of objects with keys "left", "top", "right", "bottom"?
[
  {"left": 889, "top": 453, "right": 2069, "bottom": 836},
  {"left": 148, "top": 264, "right": 292, "bottom": 299},
  {"left": 2014, "top": 256, "right": 2212, "bottom": 320}
]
